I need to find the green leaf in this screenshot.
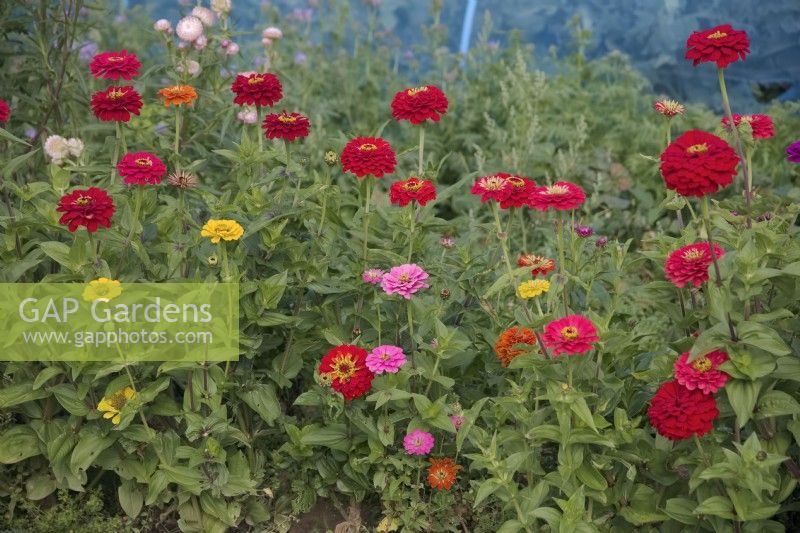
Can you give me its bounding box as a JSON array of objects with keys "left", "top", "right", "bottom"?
[
  {"left": 118, "top": 479, "right": 144, "bottom": 518},
  {"left": 663, "top": 498, "right": 699, "bottom": 525},
  {"left": 0, "top": 126, "right": 32, "bottom": 145},
  {"left": 737, "top": 322, "right": 790, "bottom": 356},
  {"left": 33, "top": 366, "right": 64, "bottom": 389},
  {"left": 39, "top": 241, "right": 78, "bottom": 271},
  {"left": 570, "top": 397, "right": 598, "bottom": 433},
  {"left": 70, "top": 433, "right": 116, "bottom": 472},
  {"left": 726, "top": 380, "right": 761, "bottom": 428},
  {"left": 3, "top": 148, "right": 40, "bottom": 179},
  {"left": 160, "top": 464, "right": 204, "bottom": 494},
  {"left": 25, "top": 473, "right": 57, "bottom": 500},
  {"left": 756, "top": 390, "right": 800, "bottom": 418},
  {"left": 457, "top": 397, "right": 489, "bottom": 452},
  {"left": 694, "top": 496, "right": 736, "bottom": 520},
  {"left": 0, "top": 383, "right": 49, "bottom": 408},
  {"left": 300, "top": 424, "right": 350, "bottom": 451},
  {"left": 495, "top": 519, "right": 523, "bottom": 533},
  {"left": 238, "top": 383, "right": 281, "bottom": 426},
  {"left": 473, "top": 478, "right": 503, "bottom": 508},
  {"left": 0, "top": 426, "right": 41, "bottom": 463}
]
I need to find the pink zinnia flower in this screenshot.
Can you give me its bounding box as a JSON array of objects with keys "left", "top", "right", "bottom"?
[
  {"left": 542, "top": 314, "right": 599, "bottom": 356},
  {"left": 380, "top": 263, "right": 429, "bottom": 299},
  {"left": 362, "top": 268, "right": 385, "bottom": 285},
  {"left": 403, "top": 429, "right": 434, "bottom": 455},
  {"left": 450, "top": 415, "right": 464, "bottom": 431},
  {"left": 664, "top": 242, "right": 725, "bottom": 288},
  {"left": 721, "top": 114, "right": 775, "bottom": 140},
  {"left": 674, "top": 350, "right": 729, "bottom": 395},
  {"left": 528, "top": 181, "right": 586, "bottom": 211},
  {"left": 365, "top": 345, "right": 406, "bottom": 374}
]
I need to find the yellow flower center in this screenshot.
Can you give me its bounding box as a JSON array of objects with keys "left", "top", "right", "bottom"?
[
  {"left": 402, "top": 179, "right": 425, "bottom": 191},
  {"left": 707, "top": 30, "right": 727, "bottom": 39},
  {"left": 545, "top": 184, "right": 569, "bottom": 195},
  {"left": 686, "top": 143, "right": 709, "bottom": 154},
  {"left": 329, "top": 354, "right": 357, "bottom": 382},
  {"left": 506, "top": 176, "right": 525, "bottom": 188},
  {"left": 107, "top": 56, "right": 124, "bottom": 62},
  {"left": 135, "top": 157, "right": 152, "bottom": 167},
  {"left": 682, "top": 249, "right": 705, "bottom": 261},
  {"left": 560, "top": 326, "right": 579, "bottom": 340},
  {"left": 691, "top": 357, "right": 713, "bottom": 373},
  {"left": 248, "top": 75, "right": 265, "bottom": 85},
  {"left": 108, "top": 89, "right": 125, "bottom": 100},
  {"left": 359, "top": 143, "right": 378, "bottom": 151},
  {"left": 399, "top": 274, "right": 410, "bottom": 282},
  {"left": 480, "top": 176, "right": 507, "bottom": 191},
  {"left": 74, "top": 195, "right": 92, "bottom": 206},
  {"left": 407, "top": 86, "right": 429, "bottom": 96},
  {"left": 278, "top": 114, "right": 297, "bottom": 123}
]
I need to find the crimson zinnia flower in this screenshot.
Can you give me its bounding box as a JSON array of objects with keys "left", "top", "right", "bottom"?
[
  {"left": 390, "top": 85, "right": 449, "bottom": 124},
  {"left": 319, "top": 345, "right": 374, "bottom": 400},
  {"left": 517, "top": 254, "right": 556, "bottom": 277},
  {"left": 231, "top": 72, "right": 282, "bottom": 107},
  {"left": 648, "top": 380, "right": 719, "bottom": 440},
  {"left": 340, "top": 136, "right": 397, "bottom": 178},
  {"left": 56, "top": 187, "right": 115, "bottom": 232},
  {"left": 262, "top": 111, "right": 310, "bottom": 141},
  {"left": 685, "top": 24, "right": 750, "bottom": 69},
  {"left": 542, "top": 314, "right": 599, "bottom": 356},
  {"left": 470, "top": 174, "right": 511, "bottom": 204},
  {"left": 0, "top": 99, "right": 10, "bottom": 123},
  {"left": 528, "top": 181, "right": 585, "bottom": 211},
  {"left": 427, "top": 457, "right": 462, "bottom": 490},
  {"left": 500, "top": 174, "right": 537, "bottom": 209},
  {"left": 721, "top": 114, "right": 775, "bottom": 140},
  {"left": 659, "top": 130, "right": 738, "bottom": 197},
  {"left": 674, "top": 350, "right": 730, "bottom": 395},
  {"left": 664, "top": 242, "right": 724, "bottom": 288},
  {"left": 90, "top": 86, "right": 143, "bottom": 122},
  {"left": 117, "top": 152, "right": 167, "bottom": 185},
  {"left": 89, "top": 50, "right": 141, "bottom": 80},
  {"left": 389, "top": 177, "right": 436, "bottom": 207}
]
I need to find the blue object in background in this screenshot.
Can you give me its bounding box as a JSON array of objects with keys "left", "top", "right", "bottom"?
[{"left": 459, "top": 0, "right": 478, "bottom": 57}]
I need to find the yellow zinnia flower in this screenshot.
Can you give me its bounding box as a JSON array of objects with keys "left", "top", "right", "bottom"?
[
  {"left": 201, "top": 219, "right": 244, "bottom": 243},
  {"left": 97, "top": 387, "right": 136, "bottom": 425},
  {"left": 82, "top": 278, "right": 122, "bottom": 302},
  {"left": 516, "top": 279, "right": 550, "bottom": 299}
]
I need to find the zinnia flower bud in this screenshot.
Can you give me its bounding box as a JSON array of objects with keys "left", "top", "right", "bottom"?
[
  {"left": 262, "top": 26, "right": 283, "bottom": 40},
  {"left": 595, "top": 236, "right": 608, "bottom": 248},
  {"left": 193, "top": 35, "right": 208, "bottom": 50},
  {"left": 324, "top": 150, "right": 338, "bottom": 166},
  {"left": 225, "top": 42, "right": 240, "bottom": 56},
  {"left": 653, "top": 98, "right": 685, "bottom": 118},
  {"left": 574, "top": 225, "right": 593, "bottom": 238},
  {"left": 154, "top": 19, "right": 172, "bottom": 33}
]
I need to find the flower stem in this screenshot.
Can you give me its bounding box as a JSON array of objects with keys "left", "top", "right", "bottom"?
[
  {"left": 665, "top": 120, "right": 684, "bottom": 230},
  {"left": 126, "top": 187, "right": 143, "bottom": 244},
  {"left": 717, "top": 68, "right": 751, "bottom": 227},
  {"left": 111, "top": 122, "right": 122, "bottom": 184},
  {"left": 417, "top": 124, "right": 425, "bottom": 176},
  {"left": 556, "top": 216, "right": 568, "bottom": 314},
  {"left": 407, "top": 299, "right": 416, "bottom": 369},
  {"left": 174, "top": 107, "right": 181, "bottom": 160},
  {"left": 362, "top": 178, "right": 372, "bottom": 268},
  {"left": 219, "top": 241, "right": 231, "bottom": 282},
  {"left": 423, "top": 352, "right": 439, "bottom": 396},
  {"left": 317, "top": 166, "right": 331, "bottom": 238},
  {"left": 257, "top": 106, "right": 263, "bottom": 153},
  {"left": 700, "top": 196, "right": 737, "bottom": 341},
  {"left": 87, "top": 231, "right": 99, "bottom": 269},
  {"left": 407, "top": 203, "right": 416, "bottom": 262}
]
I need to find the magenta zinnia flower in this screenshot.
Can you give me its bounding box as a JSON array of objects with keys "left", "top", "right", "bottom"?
[
  {"left": 674, "top": 350, "right": 729, "bottom": 395},
  {"left": 365, "top": 345, "right": 407, "bottom": 374},
  {"left": 403, "top": 429, "right": 434, "bottom": 455},
  {"left": 380, "top": 263, "right": 429, "bottom": 299},
  {"left": 362, "top": 268, "right": 385, "bottom": 285},
  {"left": 786, "top": 141, "right": 800, "bottom": 164},
  {"left": 450, "top": 415, "right": 464, "bottom": 431},
  {"left": 542, "top": 314, "right": 599, "bottom": 356}
]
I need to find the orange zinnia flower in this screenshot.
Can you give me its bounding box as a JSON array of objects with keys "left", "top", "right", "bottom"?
[
  {"left": 427, "top": 457, "right": 462, "bottom": 490},
  {"left": 158, "top": 85, "right": 198, "bottom": 107},
  {"left": 494, "top": 327, "right": 537, "bottom": 367}
]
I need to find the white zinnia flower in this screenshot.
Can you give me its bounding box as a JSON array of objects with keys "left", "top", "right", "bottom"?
[
  {"left": 262, "top": 27, "right": 283, "bottom": 40},
  {"left": 44, "top": 135, "right": 70, "bottom": 165},
  {"left": 236, "top": 109, "right": 258, "bottom": 124},
  {"left": 65, "top": 138, "right": 84, "bottom": 158},
  {"left": 175, "top": 16, "right": 204, "bottom": 42}
]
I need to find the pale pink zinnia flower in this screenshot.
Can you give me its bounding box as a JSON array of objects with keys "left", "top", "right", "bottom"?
[
  {"left": 262, "top": 26, "right": 283, "bottom": 40},
  {"left": 403, "top": 429, "right": 434, "bottom": 455},
  {"left": 362, "top": 268, "right": 385, "bottom": 285},
  {"left": 175, "top": 16, "right": 204, "bottom": 42},
  {"left": 380, "top": 263, "right": 429, "bottom": 299},
  {"left": 365, "top": 345, "right": 406, "bottom": 374},
  {"left": 237, "top": 109, "right": 257, "bottom": 124},
  {"left": 191, "top": 6, "right": 216, "bottom": 27},
  {"left": 154, "top": 19, "right": 172, "bottom": 33},
  {"left": 674, "top": 350, "right": 729, "bottom": 395}
]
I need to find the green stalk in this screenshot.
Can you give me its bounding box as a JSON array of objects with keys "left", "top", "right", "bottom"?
[
  {"left": 257, "top": 107, "right": 263, "bottom": 153},
  {"left": 700, "top": 196, "right": 737, "bottom": 341},
  {"left": 87, "top": 231, "right": 98, "bottom": 269},
  {"left": 717, "top": 68, "right": 751, "bottom": 227},
  {"left": 174, "top": 107, "right": 181, "bottom": 159},
  {"left": 317, "top": 165, "right": 331, "bottom": 238},
  {"left": 417, "top": 124, "right": 425, "bottom": 176},
  {"left": 407, "top": 203, "right": 416, "bottom": 262},
  {"left": 111, "top": 122, "right": 122, "bottom": 184},
  {"left": 407, "top": 299, "right": 416, "bottom": 369},
  {"left": 126, "top": 187, "right": 143, "bottom": 244},
  {"left": 362, "top": 178, "right": 372, "bottom": 268},
  {"left": 219, "top": 241, "right": 231, "bottom": 282}
]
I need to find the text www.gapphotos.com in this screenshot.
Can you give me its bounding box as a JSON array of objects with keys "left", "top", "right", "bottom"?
[{"left": 21, "top": 329, "right": 213, "bottom": 348}]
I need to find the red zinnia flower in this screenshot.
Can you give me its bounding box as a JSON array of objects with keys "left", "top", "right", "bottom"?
[
  {"left": 117, "top": 152, "right": 167, "bottom": 185},
  {"left": 390, "top": 85, "right": 449, "bottom": 124},
  {"left": 470, "top": 174, "right": 511, "bottom": 204},
  {"left": 262, "top": 111, "right": 311, "bottom": 141},
  {"left": 674, "top": 350, "right": 730, "bottom": 395},
  {"left": 0, "top": 99, "right": 10, "bottom": 123},
  {"left": 427, "top": 457, "right": 462, "bottom": 490},
  {"left": 494, "top": 327, "right": 538, "bottom": 367},
  {"left": 499, "top": 174, "right": 537, "bottom": 209},
  {"left": 664, "top": 242, "right": 725, "bottom": 288},
  {"left": 647, "top": 380, "right": 719, "bottom": 440},
  {"left": 56, "top": 187, "right": 115, "bottom": 232},
  {"left": 90, "top": 86, "right": 143, "bottom": 122},
  {"left": 653, "top": 98, "right": 685, "bottom": 118},
  {"left": 542, "top": 314, "right": 599, "bottom": 356},
  {"left": 389, "top": 177, "right": 436, "bottom": 207},
  {"left": 231, "top": 72, "right": 282, "bottom": 107},
  {"left": 685, "top": 24, "right": 750, "bottom": 69},
  {"left": 89, "top": 50, "right": 141, "bottom": 80},
  {"left": 319, "top": 345, "right": 374, "bottom": 400},
  {"left": 721, "top": 114, "right": 775, "bottom": 140},
  {"left": 659, "top": 130, "right": 738, "bottom": 197},
  {"left": 340, "top": 136, "right": 397, "bottom": 178},
  {"left": 528, "top": 181, "right": 585, "bottom": 211},
  {"left": 517, "top": 254, "right": 556, "bottom": 277}
]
